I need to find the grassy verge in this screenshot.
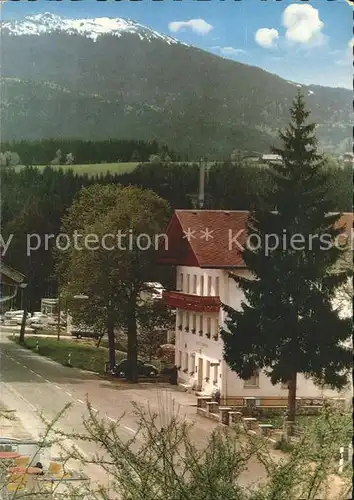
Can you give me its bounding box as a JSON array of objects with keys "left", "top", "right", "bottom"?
[{"left": 10, "top": 336, "right": 126, "bottom": 373}]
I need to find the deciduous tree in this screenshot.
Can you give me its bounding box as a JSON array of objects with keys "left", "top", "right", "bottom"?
[{"left": 57, "top": 184, "right": 170, "bottom": 381}]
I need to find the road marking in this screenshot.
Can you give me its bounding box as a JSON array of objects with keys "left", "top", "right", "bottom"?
[
  {"left": 55, "top": 385, "right": 61, "bottom": 390},
  {"left": 45, "top": 379, "right": 50, "bottom": 383},
  {"left": 37, "top": 374, "right": 43, "bottom": 378},
  {"left": 123, "top": 425, "right": 136, "bottom": 434},
  {"left": 108, "top": 416, "right": 115, "bottom": 422},
  {"left": 29, "top": 369, "right": 35, "bottom": 374},
  {"left": 65, "top": 391, "right": 72, "bottom": 397},
  {"left": 92, "top": 408, "right": 98, "bottom": 412}
]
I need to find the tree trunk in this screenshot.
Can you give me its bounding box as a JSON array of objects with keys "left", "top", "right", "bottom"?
[
  {"left": 287, "top": 371, "right": 297, "bottom": 436},
  {"left": 19, "top": 297, "right": 28, "bottom": 344},
  {"left": 126, "top": 305, "right": 138, "bottom": 383},
  {"left": 107, "top": 310, "right": 116, "bottom": 371}
]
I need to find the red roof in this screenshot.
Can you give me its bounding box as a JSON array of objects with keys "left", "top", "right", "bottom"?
[
  {"left": 158, "top": 210, "right": 249, "bottom": 268},
  {"left": 157, "top": 210, "right": 353, "bottom": 269}
]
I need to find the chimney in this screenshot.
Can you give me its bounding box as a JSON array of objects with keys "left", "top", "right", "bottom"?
[{"left": 198, "top": 158, "right": 205, "bottom": 209}]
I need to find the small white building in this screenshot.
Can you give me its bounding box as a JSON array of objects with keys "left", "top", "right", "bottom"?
[
  {"left": 340, "top": 152, "right": 354, "bottom": 164},
  {"left": 261, "top": 154, "right": 282, "bottom": 163},
  {"left": 158, "top": 210, "right": 352, "bottom": 401}
]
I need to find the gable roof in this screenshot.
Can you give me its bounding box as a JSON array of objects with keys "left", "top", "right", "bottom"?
[
  {"left": 175, "top": 210, "right": 249, "bottom": 268},
  {"left": 157, "top": 210, "right": 248, "bottom": 268},
  {"left": 158, "top": 210, "right": 353, "bottom": 269}
]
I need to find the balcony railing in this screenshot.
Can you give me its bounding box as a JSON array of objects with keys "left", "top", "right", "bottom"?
[{"left": 163, "top": 291, "right": 221, "bottom": 313}]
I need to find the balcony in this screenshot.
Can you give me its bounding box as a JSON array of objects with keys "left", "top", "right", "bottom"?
[{"left": 162, "top": 291, "right": 221, "bottom": 313}]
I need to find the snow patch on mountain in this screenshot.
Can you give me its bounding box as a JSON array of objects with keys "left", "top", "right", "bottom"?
[{"left": 2, "top": 12, "right": 187, "bottom": 45}]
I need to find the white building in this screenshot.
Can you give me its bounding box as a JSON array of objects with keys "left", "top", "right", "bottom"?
[
  {"left": 158, "top": 210, "right": 352, "bottom": 402},
  {"left": 261, "top": 154, "right": 282, "bottom": 163}
]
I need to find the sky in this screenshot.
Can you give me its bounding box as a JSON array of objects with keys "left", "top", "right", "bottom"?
[{"left": 1, "top": 0, "right": 352, "bottom": 89}]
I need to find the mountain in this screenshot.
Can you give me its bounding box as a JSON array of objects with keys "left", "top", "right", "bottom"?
[{"left": 1, "top": 13, "right": 351, "bottom": 158}]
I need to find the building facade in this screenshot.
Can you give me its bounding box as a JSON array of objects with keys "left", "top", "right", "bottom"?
[{"left": 158, "top": 210, "right": 352, "bottom": 401}]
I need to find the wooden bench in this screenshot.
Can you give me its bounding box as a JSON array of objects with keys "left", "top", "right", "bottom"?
[
  {"left": 197, "top": 396, "right": 212, "bottom": 409},
  {"left": 243, "top": 417, "right": 258, "bottom": 430},
  {"left": 219, "top": 407, "right": 232, "bottom": 425},
  {"left": 206, "top": 402, "right": 219, "bottom": 414},
  {"left": 228, "top": 411, "right": 243, "bottom": 424}
]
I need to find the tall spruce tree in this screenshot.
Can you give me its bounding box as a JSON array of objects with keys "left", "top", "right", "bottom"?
[{"left": 221, "top": 92, "right": 352, "bottom": 426}]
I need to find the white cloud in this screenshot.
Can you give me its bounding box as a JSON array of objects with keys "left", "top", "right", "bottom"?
[
  {"left": 220, "top": 47, "right": 246, "bottom": 56},
  {"left": 335, "top": 38, "right": 353, "bottom": 66},
  {"left": 255, "top": 28, "right": 279, "bottom": 48},
  {"left": 282, "top": 4, "right": 324, "bottom": 44},
  {"left": 168, "top": 19, "right": 213, "bottom": 35}
]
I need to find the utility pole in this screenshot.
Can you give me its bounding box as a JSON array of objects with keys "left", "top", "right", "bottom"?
[
  {"left": 56, "top": 295, "right": 61, "bottom": 341},
  {"left": 19, "top": 282, "right": 28, "bottom": 344}
]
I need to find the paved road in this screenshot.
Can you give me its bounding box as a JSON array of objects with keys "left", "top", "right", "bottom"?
[{"left": 0, "top": 333, "right": 275, "bottom": 494}]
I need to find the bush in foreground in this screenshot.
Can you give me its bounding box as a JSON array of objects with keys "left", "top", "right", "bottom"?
[{"left": 1, "top": 400, "right": 351, "bottom": 499}]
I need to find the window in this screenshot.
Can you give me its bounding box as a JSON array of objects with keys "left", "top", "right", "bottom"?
[
  {"left": 206, "top": 361, "right": 211, "bottom": 380},
  {"left": 184, "top": 352, "right": 189, "bottom": 371},
  {"left": 207, "top": 276, "right": 212, "bottom": 295},
  {"left": 185, "top": 311, "right": 190, "bottom": 330},
  {"left": 213, "top": 364, "right": 218, "bottom": 383},
  {"left": 180, "top": 273, "right": 184, "bottom": 292},
  {"left": 213, "top": 318, "right": 219, "bottom": 340},
  {"left": 191, "top": 353, "right": 196, "bottom": 374},
  {"left": 193, "top": 274, "right": 197, "bottom": 294},
  {"left": 199, "top": 315, "right": 203, "bottom": 336},
  {"left": 177, "top": 310, "right": 183, "bottom": 325},
  {"left": 200, "top": 275, "right": 204, "bottom": 296},
  {"left": 186, "top": 274, "right": 190, "bottom": 294},
  {"left": 192, "top": 314, "right": 197, "bottom": 332},
  {"left": 207, "top": 317, "right": 211, "bottom": 332},
  {"left": 178, "top": 351, "right": 182, "bottom": 368},
  {"left": 244, "top": 372, "right": 259, "bottom": 387},
  {"left": 215, "top": 276, "right": 220, "bottom": 296}
]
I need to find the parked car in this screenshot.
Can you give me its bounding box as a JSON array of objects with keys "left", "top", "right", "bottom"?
[
  {"left": 71, "top": 326, "right": 100, "bottom": 339},
  {"left": 113, "top": 359, "right": 159, "bottom": 378},
  {"left": 28, "top": 313, "right": 50, "bottom": 325},
  {"left": 4, "top": 310, "right": 24, "bottom": 319},
  {"left": 15, "top": 313, "right": 32, "bottom": 325}
]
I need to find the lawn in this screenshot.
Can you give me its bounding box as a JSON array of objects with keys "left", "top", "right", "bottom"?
[
  {"left": 14, "top": 161, "right": 217, "bottom": 177},
  {"left": 15, "top": 162, "right": 139, "bottom": 177},
  {"left": 11, "top": 336, "right": 127, "bottom": 373}
]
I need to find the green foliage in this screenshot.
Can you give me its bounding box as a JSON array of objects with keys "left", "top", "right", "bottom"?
[
  {"left": 137, "top": 299, "right": 175, "bottom": 360},
  {"left": 11, "top": 336, "right": 126, "bottom": 372},
  {"left": 221, "top": 92, "right": 352, "bottom": 419},
  {"left": 274, "top": 436, "right": 294, "bottom": 453},
  {"left": 53, "top": 400, "right": 352, "bottom": 499},
  {"left": 56, "top": 184, "right": 171, "bottom": 378}
]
